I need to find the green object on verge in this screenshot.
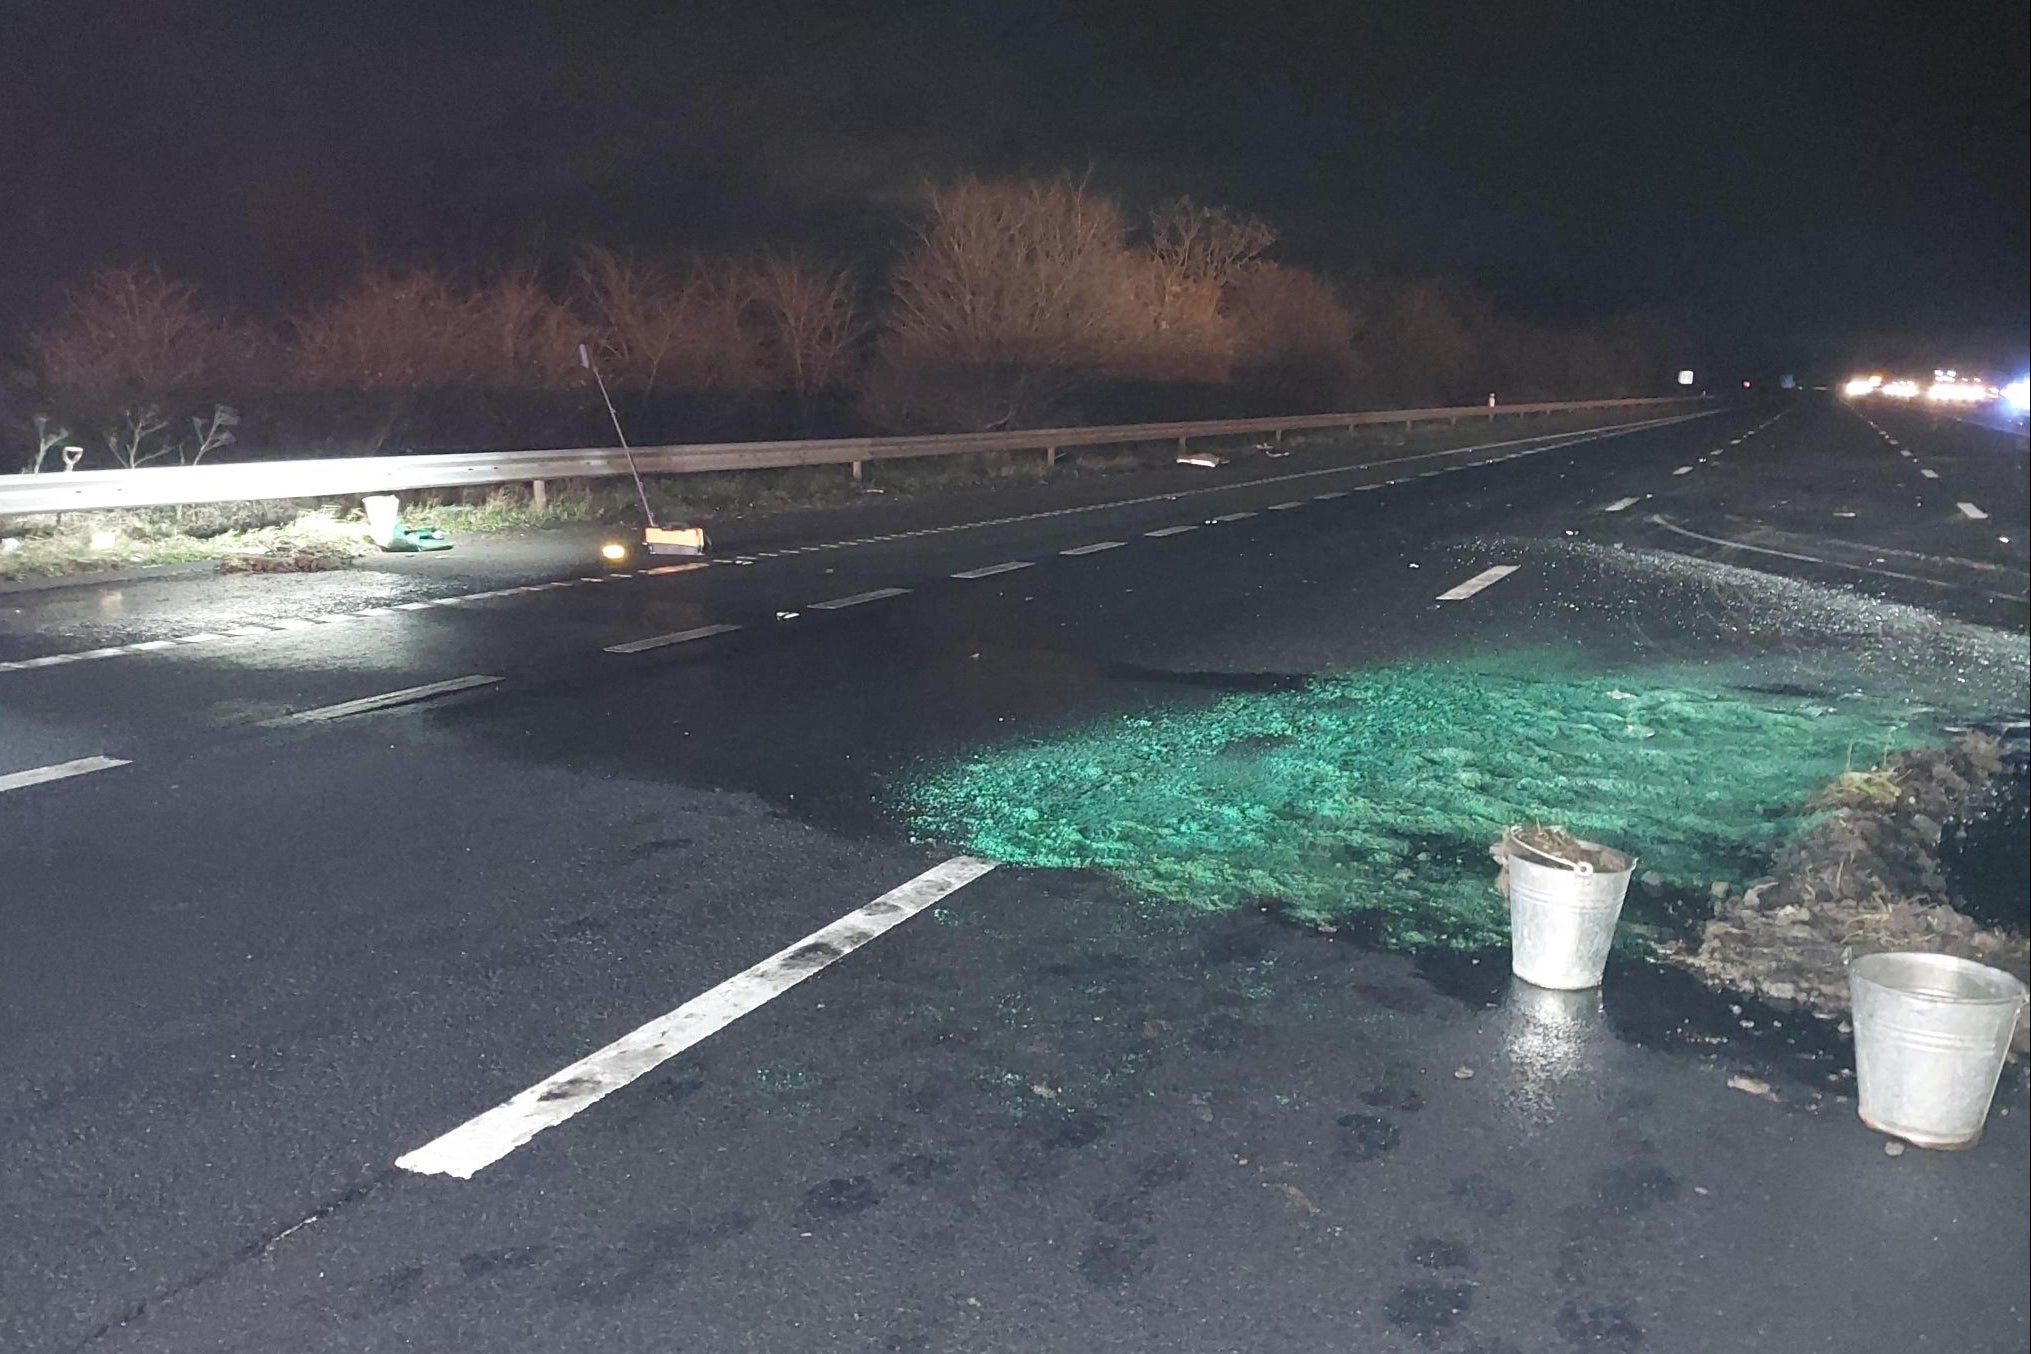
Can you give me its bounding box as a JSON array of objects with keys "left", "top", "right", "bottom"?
[
  {"left": 904, "top": 658, "right": 1941, "bottom": 952},
  {"left": 380, "top": 527, "right": 453, "bottom": 553}
]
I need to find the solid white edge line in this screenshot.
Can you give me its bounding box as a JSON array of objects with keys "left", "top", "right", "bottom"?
[
  {"left": 1956, "top": 502, "right": 1989, "bottom": 520},
  {"left": 396, "top": 856, "right": 999, "bottom": 1179},
  {"left": 1060, "top": 541, "right": 1127, "bottom": 556},
  {"left": 0, "top": 755, "right": 131, "bottom": 794},
  {"left": 259, "top": 675, "right": 502, "bottom": 726},
  {"left": 605, "top": 624, "right": 744, "bottom": 654},
  {"left": 1436, "top": 564, "right": 1521, "bottom": 601},
  {"left": 950, "top": 561, "right": 1034, "bottom": 580},
  {"left": 809, "top": 587, "right": 911, "bottom": 610}
]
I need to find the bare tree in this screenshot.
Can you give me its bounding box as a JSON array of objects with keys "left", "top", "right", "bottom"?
[
  {"left": 29, "top": 414, "right": 70, "bottom": 473},
  {"left": 103, "top": 404, "right": 172, "bottom": 469},
  {"left": 31, "top": 268, "right": 245, "bottom": 465},
  {"left": 576, "top": 249, "right": 767, "bottom": 394},
  {"left": 185, "top": 404, "right": 239, "bottom": 465},
  {"left": 747, "top": 255, "right": 862, "bottom": 423},
  {"left": 885, "top": 176, "right": 1138, "bottom": 370}
]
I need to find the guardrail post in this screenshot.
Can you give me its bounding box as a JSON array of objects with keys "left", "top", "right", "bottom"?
[
  {"left": 850, "top": 459, "right": 864, "bottom": 484},
  {"left": 531, "top": 479, "right": 547, "bottom": 511},
  {"left": 1045, "top": 446, "right": 1057, "bottom": 469}
]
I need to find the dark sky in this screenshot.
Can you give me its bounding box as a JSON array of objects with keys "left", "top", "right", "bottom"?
[{"left": 3, "top": 0, "right": 2026, "bottom": 373}]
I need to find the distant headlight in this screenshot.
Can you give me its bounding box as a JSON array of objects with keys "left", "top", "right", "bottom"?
[{"left": 600, "top": 541, "right": 630, "bottom": 562}]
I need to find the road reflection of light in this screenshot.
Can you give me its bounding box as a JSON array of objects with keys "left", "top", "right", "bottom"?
[{"left": 1497, "top": 978, "right": 1608, "bottom": 1132}]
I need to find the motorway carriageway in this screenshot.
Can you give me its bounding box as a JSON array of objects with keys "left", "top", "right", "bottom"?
[{"left": 2, "top": 396, "right": 2026, "bottom": 1353}]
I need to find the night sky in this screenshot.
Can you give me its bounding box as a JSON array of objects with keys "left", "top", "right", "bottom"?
[{"left": 4, "top": 0, "right": 2026, "bottom": 373}]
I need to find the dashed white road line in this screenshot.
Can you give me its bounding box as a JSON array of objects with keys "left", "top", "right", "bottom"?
[
  {"left": 1436, "top": 564, "right": 1520, "bottom": 601},
  {"left": 1672, "top": 466, "right": 1694, "bottom": 476},
  {"left": 1603, "top": 497, "right": 1643, "bottom": 513},
  {"left": 950, "top": 560, "right": 1034, "bottom": 580},
  {"left": 5, "top": 410, "right": 1721, "bottom": 678},
  {"left": 395, "top": 855, "right": 998, "bottom": 1180},
  {"left": 258, "top": 674, "right": 502, "bottom": 726},
  {"left": 0, "top": 755, "right": 131, "bottom": 794},
  {"left": 1957, "top": 502, "right": 1990, "bottom": 520},
  {"left": 1265, "top": 501, "right": 1304, "bottom": 511},
  {"left": 605, "top": 624, "right": 744, "bottom": 654},
  {"left": 1145, "top": 524, "right": 1200, "bottom": 537},
  {"left": 809, "top": 586, "right": 911, "bottom": 610},
  {"left": 1208, "top": 511, "right": 1258, "bottom": 522},
  {"left": 1060, "top": 540, "right": 1127, "bottom": 556}
]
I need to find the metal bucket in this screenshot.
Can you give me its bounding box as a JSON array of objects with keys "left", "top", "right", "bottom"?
[
  {"left": 1849, "top": 952, "right": 2028, "bottom": 1149},
  {"left": 1505, "top": 830, "right": 1634, "bottom": 990}
]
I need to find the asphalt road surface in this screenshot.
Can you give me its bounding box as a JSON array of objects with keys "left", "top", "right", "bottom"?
[{"left": 4, "top": 396, "right": 2027, "bottom": 1354}]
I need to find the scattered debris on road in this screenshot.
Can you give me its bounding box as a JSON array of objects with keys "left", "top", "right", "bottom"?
[{"left": 1680, "top": 733, "right": 2031, "bottom": 1053}]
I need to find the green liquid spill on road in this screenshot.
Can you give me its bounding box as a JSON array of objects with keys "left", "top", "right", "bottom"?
[{"left": 904, "top": 657, "right": 1943, "bottom": 951}]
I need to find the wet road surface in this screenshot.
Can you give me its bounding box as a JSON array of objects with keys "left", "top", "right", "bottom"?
[{"left": 3, "top": 396, "right": 2027, "bottom": 1353}]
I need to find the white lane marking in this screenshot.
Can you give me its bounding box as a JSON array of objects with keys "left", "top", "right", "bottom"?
[
  {"left": 809, "top": 587, "right": 911, "bottom": 610},
  {"left": 1672, "top": 466, "right": 1694, "bottom": 476},
  {"left": 1265, "top": 501, "right": 1304, "bottom": 511},
  {"left": 396, "top": 856, "right": 998, "bottom": 1180},
  {"left": 0, "top": 756, "right": 130, "bottom": 795},
  {"left": 259, "top": 675, "right": 502, "bottom": 726},
  {"left": 1060, "top": 540, "right": 1127, "bottom": 556},
  {"left": 1603, "top": 497, "right": 1642, "bottom": 513},
  {"left": 605, "top": 624, "right": 744, "bottom": 654},
  {"left": 126, "top": 639, "right": 178, "bottom": 651},
  {"left": 950, "top": 561, "right": 1034, "bottom": 580},
  {"left": 643, "top": 563, "right": 710, "bottom": 576},
  {"left": 3, "top": 411, "right": 1723, "bottom": 681},
  {"left": 1145, "top": 524, "right": 1199, "bottom": 537},
  {"left": 392, "top": 601, "right": 436, "bottom": 611},
  {"left": 1920, "top": 468, "right": 1940, "bottom": 479},
  {"left": 1957, "top": 502, "right": 1990, "bottom": 520},
  {"left": 1436, "top": 564, "right": 1520, "bottom": 601},
  {"left": 175, "top": 632, "right": 225, "bottom": 644},
  {"left": 9, "top": 653, "right": 83, "bottom": 668},
  {"left": 1209, "top": 511, "right": 1257, "bottom": 522}
]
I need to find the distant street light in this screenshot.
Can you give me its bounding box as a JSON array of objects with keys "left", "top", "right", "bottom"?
[{"left": 1677, "top": 369, "right": 1694, "bottom": 386}]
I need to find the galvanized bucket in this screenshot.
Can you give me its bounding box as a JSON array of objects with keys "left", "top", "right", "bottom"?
[
  {"left": 1849, "top": 952, "right": 2028, "bottom": 1149},
  {"left": 1504, "top": 828, "right": 1634, "bottom": 990}
]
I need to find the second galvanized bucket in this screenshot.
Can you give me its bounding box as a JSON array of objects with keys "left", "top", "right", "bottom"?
[
  {"left": 1505, "top": 828, "right": 1634, "bottom": 990},
  {"left": 1850, "top": 952, "right": 2027, "bottom": 1149}
]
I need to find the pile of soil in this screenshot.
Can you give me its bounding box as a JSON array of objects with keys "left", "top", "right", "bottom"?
[{"left": 1679, "top": 733, "right": 2031, "bottom": 1051}]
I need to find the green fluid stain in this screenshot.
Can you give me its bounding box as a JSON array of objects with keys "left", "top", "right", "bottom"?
[{"left": 903, "top": 658, "right": 1941, "bottom": 952}]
